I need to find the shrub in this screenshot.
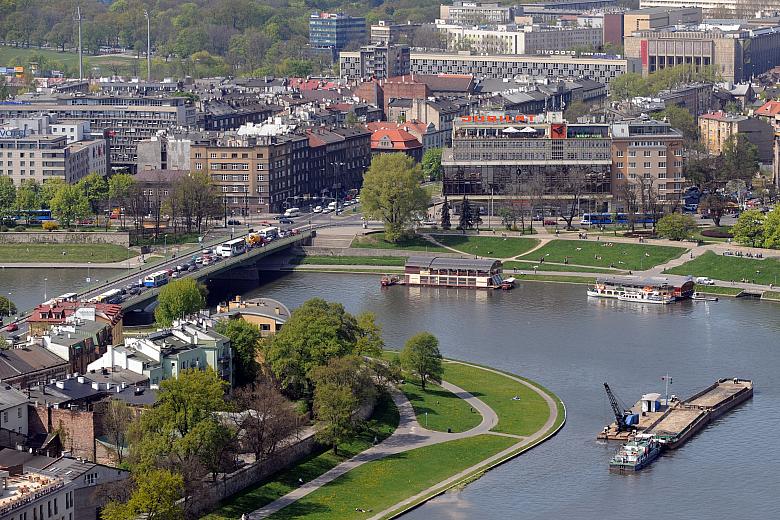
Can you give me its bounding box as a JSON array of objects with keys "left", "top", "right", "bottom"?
[
  {"left": 656, "top": 214, "right": 697, "bottom": 241},
  {"left": 42, "top": 221, "right": 59, "bottom": 231},
  {"left": 14, "top": 225, "right": 25, "bottom": 232}
]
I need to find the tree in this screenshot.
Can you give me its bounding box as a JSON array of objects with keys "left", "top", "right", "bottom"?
[
  {"left": 50, "top": 184, "right": 90, "bottom": 227},
  {"left": 555, "top": 166, "right": 589, "bottom": 230},
  {"left": 108, "top": 173, "right": 135, "bottom": 229},
  {"left": 400, "top": 332, "right": 443, "bottom": 390},
  {"left": 313, "top": 380, "right": 357, "bottom": 455},
  {"left": 652, "top": 105, "right": 698, "bottom": 145},
  {"left": 355, "top": 312, "right": 385, "bottom": 357},
  {"left": 232, "top": 381, "right": 304, "bottom": 461},
  {"left": 215, "top": 318, "right": 262, "bottom": 387},
  {"left": 609, "top": 72, "right": 648, "bottom": 101},
  {"left": 77, "top": 172, "right": 109, "bottom": 221},
  {"left": 698, "top": 193, "right": 727, "bottom": 227},
  {"left": 14, "top": 179, "right": 42, "bottom": 211},
  {"left": 154, "top": 278, "right": 207, "bottom": 327},
  {"left": 0, "top": 177, "right": 16, "bottom": 215},
  {"left": 99, "top": 399, "right": 133, "bottom": 465},
  {"left": 731, "top": 209, "right": 765, "bottom": 247},
  {"left": 616, "top": 181, "right": 640, "bottom": 232},
  {"left": 360, "top": 153, "right": 430, "bottom": 242},
  {"left": 458, "top": 196, "right": 473, "bottom": 232},
  {"left": 656, "top": 213, "right": 697, "bottom": 241},
  {"left": 263, "top": 298, "right": 379, "bottom": 402},
  {"left": 762, "top": 206, "right": 780, "bottom": 249},
  {"left": 0, "top": 296, "right": 17, "bottom": 317},
  {"left": 101, "top": 469, "right": 184, "bottom": 520},
  {"left": 39, "top": 179, "right": 65, "bottom": 209},
  {"left": 421, "top": 148, "right": 443, "bottom": 181},
  {"left": 440, "top": 196, "right": 451, "bottom": 230},
  {"left": 563, "top": 100, "right": 590, "bottom": 122},
  {"left": 722, "top": 135, "right": 760, "bottom": 183}
]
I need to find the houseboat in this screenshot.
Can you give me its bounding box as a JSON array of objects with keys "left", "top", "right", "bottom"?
[
  {"left": 587, "top": 276, "right": 694, "bottom": 303},
  {"left": 403, "top": 256, "right": 508, "bottom": 289}
]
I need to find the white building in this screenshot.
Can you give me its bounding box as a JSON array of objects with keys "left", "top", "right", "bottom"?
[
  {"left": 0, "top": 386, "right": 28, "bottom": 436},
  {"left": 638, "top": 0, "right": 780, "bottom": 17},
  {"left": 0, "top": 471, "right": 73, "bottom": 520}
]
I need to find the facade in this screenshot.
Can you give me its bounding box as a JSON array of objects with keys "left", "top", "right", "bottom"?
[
  {"left": 371, "top": 20, "right": 421, "bottom": 44},
  {"left": 385, "top": 97, "right": 472, "bottom": 149},
  {"left": 435, "top": 22, "right": 603, "bottom": 55},
  {"left": 309, "top": 12, "right": 367, "bottom": 51},
  {"left": 440, "top": 2, "right": 518, "bottom": 25},
  {"left": 409, "top": 52, "right": 628, "bottom": 84},
  {"left": 369, "top": 127, "right": 424, "bottom": 161},
  {"left": 0, "top": 471, "right": 73, "bottom": 520},
  {"left": 136, "top": 131, "right": 194, "bottom": 171},
  {"left": 638, "top": 0, "right": 780, "bottom": 18},
  {"left": 624, "top": 23, "right": 780, "bottom": 83},
  {"left": 698, "top": 111, "right": 773, "bottom": 162},
  {"left": 339, "top": 44, "right": 411, "bottom": 80},
  {"left": 42, "top": 320, "right": 114, "bottom": 377},
  {"left": 0, "top": 386, "right": 28, "bottom": 435},
  {"left": 611, "top": 119, "right": 686, "bottom": 209},
  {"left": 304, "top": 126, "right": 371, "bottom": 200},
  {"left": 441, "top": 113, "right": 612, "bottom": 210},
  {"left": 404, "top": 256, "right": 505, "bottom": 289},
  {"left": 0, "top": 346, "right": 69, "bottom": 389},
  {"left": 215, "top": 296, "right": 290, "bottom": 338},
  {"left": 623, "top": 7, "right": 701, "bottom": 34}
]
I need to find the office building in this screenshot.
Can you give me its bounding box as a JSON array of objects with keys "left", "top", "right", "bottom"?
[
  {"left": 440, "top": 2, "right": 518, "bottom": 26},
  {"left": 339, "top": 43, "right": 411, "bottom": 80},
  {"left": 371, "top": 20, "right": 421, "bottom": 44},
  {"left": 623, "top": 6, "right": 702, "bottom": 33},
  {"left": 309, "top": 12, "right": 366, "bottom": 51},
  {"left": 638, "top": 0, "right": 780, "bottom": 18},
  {"left": 611, "top": 119, "right": 686, "bottom": 208},
  {"left": 410, "top": 52, "right": 628, "bottom": 84},
  {"left": 434, "top": 22, "right": 603, "bottom": 55}
]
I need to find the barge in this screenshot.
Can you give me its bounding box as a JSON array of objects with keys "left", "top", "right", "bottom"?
[
  {"left": 588, "top": 276, "right": 694, "bottom": 303},
  {"left": 402, "top": 256, "right": 513, "bottom": 290}
]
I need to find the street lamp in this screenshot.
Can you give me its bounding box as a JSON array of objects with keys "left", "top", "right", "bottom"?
[
  {"left": 7, "top": 292, "right": 11, "bottom": 319},
  {"left": 43, "top": 277, "right": 47, "bottom": 301}
]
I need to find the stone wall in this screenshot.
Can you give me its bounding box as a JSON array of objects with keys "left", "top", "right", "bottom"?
[
  {"left": 0, "top": 232, "right": 131, "bottom": 246},
  {"left": 29, "top": 404, "right": 98, "bottom": 461}
]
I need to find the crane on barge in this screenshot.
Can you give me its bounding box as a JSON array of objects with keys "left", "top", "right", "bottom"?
[{"left": 604, "top": 382, "right": 634, "bottom": 432}]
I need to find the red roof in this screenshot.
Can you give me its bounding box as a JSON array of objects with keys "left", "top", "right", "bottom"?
[
  {"left": 288, "top": 77, "right": 339, "bottom": 91},
  {"left": 370, "top": 128, "right": 422, "bottom": 151},
  {"left": 30, "top": 301, "right": 123, "bottom": 327},
  {"left": 755, "top": 100, "right": 780, "bottom": 117}
]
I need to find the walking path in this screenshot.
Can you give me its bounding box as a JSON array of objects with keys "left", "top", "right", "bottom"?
[{"left": 248, "top": 362, "right": 562, "bottom": 519}]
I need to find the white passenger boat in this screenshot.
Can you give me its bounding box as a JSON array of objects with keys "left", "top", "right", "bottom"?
[{"left": 587, "top": 276, "right": 693, "bottom": 304}]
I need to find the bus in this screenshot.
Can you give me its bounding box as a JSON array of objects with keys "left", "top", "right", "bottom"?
[
  {"left": 218, "top": 238, "right": 247, "bottom": 258},
  {"left": 89, "top": 289, "right": 123, "bottom": 304},
  {"left": 257, "top": 226, "right": 279, "bottom": 240},
  {"left": 580, "top": 213, "right": 613, "bottom": 226},
  {"left": 54, "top": 292, "right": 78, "bottom": 303},
  {"left": 144, "top": 271, "right": 170, "bottom": 288}
]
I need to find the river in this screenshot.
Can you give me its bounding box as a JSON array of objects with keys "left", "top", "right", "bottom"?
[{"left": 2, "top": 268, "right": 778, "bottom": 518}]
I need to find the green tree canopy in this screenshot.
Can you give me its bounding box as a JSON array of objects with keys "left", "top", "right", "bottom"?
[
  {"left": 77, "top": 172, "right": 109, "bottom": 217},
  {"left": 440, "top": 196, "right": 451, "bottom": 230},
  {"left": 421, "top": 148, "right": 443, "bottom": 181},
  {"left": 360, "top": 153, "right": 430, "bottom": 242},
  {"left": 154, "top": 278, "right": 207, "bottom": 327},
  {"left": 563, "top": 99, "right": 590, "bottom": 122},
  {"left": 722, "top": 135, "right": 760, "bottom": 183},
  {"left": 762, "top": 206, "right": 780, "bottom": 249},
  {"left": 400, "top": 332, "right": 443, "bottom": 390},
  {"left": 0, "top": 177, "right": 16, "bottom": 214},
  {"left": 14, "top": 179, "right": 42, "bottom": 211},
  {"left": 731, "top": 209, "right": 766, "bottom": 247},
  {"left": 609, "top": 72, "right": 648, "bottom": 101},
  {"left": 50, "top": 184, "right": 90, "bottom": 227},
  {"left": 101, "top": 469, "right": 184, "bottom": 520},
  {"left": 652, "top": 105, "right": 698, "bottom": 145},
  {"left": 0, "top": 296, "right": 17, "bottom": 317},
  {"left": 40, "top": 179, "right": 66, "bottom": 209},
  {"left": 656, "top": 213, "right": 697, "bottom": 241},
  {"left": 215, "top": 318, "right": 262, "bottom": 387}
]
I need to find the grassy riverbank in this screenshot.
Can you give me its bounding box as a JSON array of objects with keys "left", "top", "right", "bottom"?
[
  {"left": 350, "top": 232, "right": 447, "bottom": 253},
  {"left": 202, "top": 393, "right": 399, "bottom": 520},
  {"left": 666, "top": 251, "right": 780, "bottom": 286},
  {"left": 0, "top": 243, "right": 135, "bottom": 263},
  {"left": 519, "top": 240, "right": 686, "bottom": 270},
  {"left": 400, "top": 379, "right": 481, "bottom": 433},
  {"left": 504, "top": 260, "right": 621, "bottom": 274},
  {"left": 432, "top": 235, "right": 539, "bottom": 258}
]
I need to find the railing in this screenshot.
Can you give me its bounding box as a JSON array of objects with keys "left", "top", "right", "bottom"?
[{"left": 0, "top": 479, "right": 64, "bottom": 516}]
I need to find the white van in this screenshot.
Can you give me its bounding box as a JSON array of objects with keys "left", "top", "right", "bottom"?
[
  {"left": 327, "top": 201, "right": 338, "bottom": 211},
  {"left": 284, "top": 207, "right": 300, "bottom": 218}
]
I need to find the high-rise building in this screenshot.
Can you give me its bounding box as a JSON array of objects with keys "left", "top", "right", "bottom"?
[
  {"left": 339, "top": 43, "right": 411, "bottom": 80},
  {"left": 440, "top": 2, "right": 518, "bottom": 25},
  {"left": 370, "top": 20, "right": 422, "bottom": 45},
  {"left": 309, "top": 12, "right": 366, "bottom": 51},
  {"left": 639, "top": 0, "right": 780, "bottom": 18}
]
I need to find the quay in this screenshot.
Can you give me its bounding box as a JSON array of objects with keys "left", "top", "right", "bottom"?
[{"left": 598, "top": 378, "right": 753, "bottom": 447}]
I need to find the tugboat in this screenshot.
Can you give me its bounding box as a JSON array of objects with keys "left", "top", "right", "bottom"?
[
  {"left": 380, "top": 274, "right": 402, "bottom": 287},
  {"left": 500, "top": 277, "right": 516, "bottom": 290},
  {"left": 609, "top": 434, "right": 663, "bottom": 472}
]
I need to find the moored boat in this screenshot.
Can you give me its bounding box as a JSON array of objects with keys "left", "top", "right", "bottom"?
[
  {"left": 588, "top": 276, "right": 693, "bottom": 303},
  {"left": 692, "top": 292, "right": 718, "bottom": 302},
  {"left": 500, "top": 277, "right": 516, "bottom": 290},
  {"left": 609, "top": 435, "right": 663, "bottom": 472}
]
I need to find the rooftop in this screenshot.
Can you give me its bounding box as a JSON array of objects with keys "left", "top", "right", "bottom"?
[
  {"left": 0, "top": 471, "right": 65, "bottom": 517},
  {"left": 0, "top": 385, "right": 27, "bottom": 412},
  {"left": 0, "top": 346, "right": 68, "bottom": 383},
  {"left": 754, "top": 100, "right": 780, "bottom": 117},
  {"left": 406, "top": 256, "right": 501, "bottom": 271},
  {"left": 699, "top": 111, "right": 748, "bottom": 123}
]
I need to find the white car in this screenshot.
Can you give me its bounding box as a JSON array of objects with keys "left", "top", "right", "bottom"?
[
  {"left": 695, "top": 277, "right": 715, "bottom": 285},
  {"left": 313, "top": 206, "right": 323, "bottom": 213},
  {"left": 321, "top": 207, "right": 332, "bottom": 214}
]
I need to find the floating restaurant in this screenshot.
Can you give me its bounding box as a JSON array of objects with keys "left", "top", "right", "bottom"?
[{"left": 403, "top": 256, "right": 511, "bottom": 289}]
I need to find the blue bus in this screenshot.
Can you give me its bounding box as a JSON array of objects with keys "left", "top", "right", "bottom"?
[
  {"left": 143, "top": 271, "right": 169, "bottom": 288},
  {"left": 580, "top": 213, "right": 613, "bottom": 225}
]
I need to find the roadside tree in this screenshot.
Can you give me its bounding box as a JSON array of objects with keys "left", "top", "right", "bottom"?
[
  {"left": 656, "top": 213, "right": 697, "bottom": 241},
  {"left": 215, "top": 318, "right": 262, "bottom": 387},
  {"left": 722, "top": 135, "right": 760, "bottom": 183},
  {"left": 101, "top": 469, "right": 184, "bottom": 520},
  {"left": 440, "top": 196, "right": 451, "bottom": 230},
  {"left": 731, "top": 209, "right": 766, "bottom": 247},
  {"left": 698, "top": 194, "right": 727, "bottom": 227},
  {"left": 762, "top": 206, "right": 780, "bottom": 249},
  {"left": 457, "top": 196, "right": 473, "bottom": 232},
  {"left": 360, "top": 153, "right": 430, "bottom": 242},
  {"left": 313, "top": 379, "right": 357, "bottom": 455},
  {"left": 77, "top": 172, "right": 109, "bottom": 222},
  {"left": 39, "top": 179, "right": 65, "bottom": 209},
  {"left": 400, "top": 332, "right": 443, "bottom": 390},
  {"left": 108, "top": 173, "right": 135, "bottom": 229},
  {"left": 0, "top": 177, "right": 15, "bottom": 215},
  {"left": 0, "top": 296, "right": 17, "bottom": 317},
  {"left": 13, "top": 179, "right": 42, "bottom": 212},
  {"left": 50, "top": 184, "right": 90, "bottom": 227},
  {"left": 154, "top": 278, "right": 207, "bottom": 327},
  {"left": 421, "top": 148, "right": 443, "bottom": 181}
]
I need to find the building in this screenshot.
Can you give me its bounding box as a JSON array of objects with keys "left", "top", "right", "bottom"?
[
  {"left": 28, "top": 301, "right": 123, "bottom": 345},
  {"left": 199, "top": 99, "right": 282, "bottom": 132},
  {"left": 369, "top": 127, "right": 424, "bottom": 161},
  {"left": 0, "top": 386, "right": 28, "bottom": 436},
  {"left": 404, "top": 256, "right": 506, "bottom": 289},
  {"left": 611, "top": 119, "right": 686, "bottom": 209},
  {"left": 434, "top": 22, "right": 603, "bottom": 55},
  {"left": 0, "top": 470, "right": 73, "bottom": 520},
  {"left": 136, "top": 130, "right": 196, "bottom": 171},
  {"left": 638, "top": 0, "right": 780, "bottom": 18},
  {"left": 624, "top": 22, "right": 780, "bottom": 83},
  {"left": 409, "top": 52, "right": 628, "bottom": 84},
  {"left": 86, "top": 321, "right": 232, "bottom": 388},
  {"left": 753, "top": 99, "right": 780, "bottom": 128},
  {"left": 0, "top": 345, "right": 69, "bottom": 389},
  {"left": 339, "top": 43, "right": 411, "bottom": 80},
  {"left": 371, "top": 20, "right": 421, "bottom": 44},
  {"left": 304, "top": 126, "right": 371, "bottom": 200},
  {"left": 310, "top": 12, "right": 367, "bottom": 52},
  {"left": 441, "top": 113, "right": 613, "bottom": 210},
  {"left": 215, "top": 296, "right": 290, "bottom": 338},
  {"left": 42, "top": 319, "right": 114, "bottom": 377},
  {"left": 622, "top": 6, "right": 702, "bottom": 33},
  {"left": 698, "top": 111, "right": 773, "bottom": 162},
  {"left": 440, "top": 2, "right": 518, "bottom": 26},
  {"left": 384, "top": 97, "right": 473, "bottom": 149},
  {"left": 657, "top": 82, "right": 714, "bottom": 115}
]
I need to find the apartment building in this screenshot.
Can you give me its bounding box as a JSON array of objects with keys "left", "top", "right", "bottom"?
[
  {"left": 304, "top": 126, "right": 371, "bottom": 200},
  {"left": 439, "top": 2, "right": 518, "bottom": 25},
  {"left": 639, "top": 0, "right": 780, "bottom": 18},
  {"left": 435, "top": 22, "right": 603, "bottom": 55},
  {"left": 611, "top": 119, "right": 686, "bottom": 208},
  {"left": 0, "top": 386, "right": 28, "bottom": 436},
  {"left": 698, "top": 111, "right": 773, "bottom": 161},
  {"left": 370, "top": 20, "right": 421, "bottom": 44},
  {"left": 410, "top": 52, "right": 628, "bottom": 84},
  {"left": 339, "top": 43, "right": 411, "bottom": 80},
  {"left": 0, "top": 471, "right": 73, "bottom": 520}
]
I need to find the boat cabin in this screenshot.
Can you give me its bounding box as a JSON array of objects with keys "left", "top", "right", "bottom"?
[
  {"left": 594, "top": 276, "right": 694, "bottom": 299},
  {"left": 404, "top": 256, "right": 504, "bottom": 289}
]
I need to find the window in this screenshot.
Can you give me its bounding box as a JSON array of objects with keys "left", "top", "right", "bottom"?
[
  {"left": 17, "top": 407, "right": 21, "bottom": 418},
  {"left": 616, "top": 150, "right": 624, "bottom": 157},
  {"left": 2, "top": 411, "right": 6, "bottom": 423},
  {"left": 659, "top": 161, "right": 666, "bottom": 168},
  {"left": 644, "top": 162, "right": 651, "bottom": 169},
  {"left": 628, "top": 162, "right": 636, "bottom": 168},
  {"left": 674, "top": 149, "right": 682, "bottom": 156},
  {"left": 628, "top": 150, "right": 636, "bottom": 157},
  {"left": 616, "top": 162, "right": 624, "bottom": 168},
  {"left": 616, "top": 172, "right": 624, "bottom": 179},
  {"left": 194, "top": 162, "right": 202, "bottom": 170},
  {"left": 210, "top": 153, "right": 217, "bottom": 158},
  {"left": 658, "top": 150, "right": 666, "bottom": 157},
  {"left": 644, "top": 150, "right": 651, "bottom": 157}
]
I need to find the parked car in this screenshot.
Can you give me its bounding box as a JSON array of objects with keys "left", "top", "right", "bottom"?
[
  {"left": 227, "top": 219, "right": 242, "bottom": 225},
  {"left": 695, "top": 277, "right": 716, "bottom": 285},
  {"left": 313, "top": 206, "right": 323, "bottom": 213},
  {"left": 3, "top": 323, "right": 18, "bottom": 332}
]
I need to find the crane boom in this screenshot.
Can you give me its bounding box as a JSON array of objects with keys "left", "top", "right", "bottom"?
[{"left": 604, "top": 382, "right": 630, "bottom": 431}]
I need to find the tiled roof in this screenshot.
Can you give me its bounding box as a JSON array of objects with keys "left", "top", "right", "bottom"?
[
  {"left": 370, "top": 128, "right": 422, "bottom": 150},
  {"left": 31, "top": 302, "right": 123, "bottom": 327},
  {"left": 755, "top": 100, "right": 780, "bottom": 117},
  {"left": 0, "top": 346, "right": 67, "bottom": 381}
]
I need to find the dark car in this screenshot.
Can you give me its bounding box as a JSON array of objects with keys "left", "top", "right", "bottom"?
[
  {"left": 227, "top": 219, "right": 242, "bottom": 225},
  {"left": 279, "top": 218, "right": 294, "bottom": 224}
]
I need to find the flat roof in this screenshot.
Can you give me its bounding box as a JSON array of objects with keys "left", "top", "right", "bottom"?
[{"left": 406, "top": 256, "right": 500, "bottom": 271}]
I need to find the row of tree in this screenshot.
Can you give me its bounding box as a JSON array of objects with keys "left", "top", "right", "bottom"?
[
  {"left": 609, "top": 65, "right": 721, "bottom": 102},
  {"left": 731, "top": 207, "right": 780, "bottom": 248}
]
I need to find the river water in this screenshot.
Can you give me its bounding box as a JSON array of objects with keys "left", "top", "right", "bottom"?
[{"left": 2, "top": 268, "right": 778, "bottom": 518}]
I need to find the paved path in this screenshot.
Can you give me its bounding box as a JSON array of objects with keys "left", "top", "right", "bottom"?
[{"left": 248, "top": 380, "right": 498, "bottom": 519}]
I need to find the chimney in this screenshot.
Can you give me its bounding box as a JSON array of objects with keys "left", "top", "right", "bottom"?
[
  {"left": 77, "top": 376, "right": 85, "bottom": 384},
  {"left": 275, "top": 306, "right": 280, "bottom": 315}
]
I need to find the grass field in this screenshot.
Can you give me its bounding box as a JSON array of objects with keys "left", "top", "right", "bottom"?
[
  {"left": 350, "top": 233, "right": 447, "bottom": 253},
  {"left": 0, "top": 243, "right": 134, "bottom": 263},
  {"left": 503, "top": 260, "right": 620, "bottom": 274},
  {"left": 694, "top": 285, "right": 743, "bottom": 296},
  {"left": 292, "top": 255, "right": 406, "bottom": 267},
  {"left": 666, "top": 251, "right": 780, "bottom": 286},
  {"left": 432, "top": 235, "right": 539, "bottom": 258},
  {"left": 266, "top": 435, "right": 516, "bottom": 520},
  {"left": 0, "top": 46, "right": 138, "bottom": 74},
  {"left": 519, "top": 240, "right": 686, "bottom": 270},
  {"left": 440, "top": 362, "right": 550, "bottom": 437},
  {"left": 202, "top": 393, "right": 399, "bottom": 520},
  {"left": 400, "top": 380, "right": 481, "bottom": 433},
  {"left": 518, "top": 274, "right": 597, "bottom": 284}
]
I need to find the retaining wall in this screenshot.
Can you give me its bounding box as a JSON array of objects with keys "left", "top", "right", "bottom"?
[
  {"left": 0, "top": 232, "right": 130, "bottom": 246},
  {"left": 295, "top": 246, "right": 468, "bottom": 258}
]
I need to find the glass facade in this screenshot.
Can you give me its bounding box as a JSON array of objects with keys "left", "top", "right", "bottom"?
[{"left": 309, "top": 12, "right": 366, "bottom": 51}]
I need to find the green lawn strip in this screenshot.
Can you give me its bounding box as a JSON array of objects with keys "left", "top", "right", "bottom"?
[
  {"left": 665, "top": 251, "right": 780, "bottom": 286},
  {"left": 519, "top": 240, "right": 686, "bottom": 270},
  {"left": 503, "top": 260, "right": 621, "bottom": 274},
  {"left": 350, "top": 232, "right": 448, "bottom": 253},
  {"left": 202, "top": 393, "right": 399, "bottom": 520},
  {"left": 761, "top": 290, "right": 780, "bottom": 301},
  {"left": 266, "top": 435, "right": 516, "bottom": 520},
  {"left": 518, "top": 274, "right": 597, "bottom": 284},
  {"left": 0, "top": 243, "right": 135, "bottom": 263},
  {"left": 292, "top": 255, "right": 406, "bottom": 266},
  {"left": 441, "top": 363, "right": 548, "bottom": 437},
  {"left": 694, "top": 285, "right": 743, "bottom": 297},
  {"left": 399, "top": 380, "right": 481, "bottom": 433},
  {"left": 432, "top": 235, "right": 539, "bottom": 258}
]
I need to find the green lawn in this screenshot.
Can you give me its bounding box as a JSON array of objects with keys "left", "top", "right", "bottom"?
[
  {"left": 202, "top": 393, "right": 399, "bottom": 520},
  {"left": 441, "top": 362, "right": 550, "bottom": 437},
  {"left": 666, "top": 251, "right": 780, "bottom": 286},
  {"left": 350, "top": 232, "right": 448, "bottom": 253},
  {"left": 503, "top": 260, "right": 621, "bottom": 274},
  {"left": 519, "top": 240, "right": 686, "bottom": 270},
  {"left": 399, "top": 380, "right": 481, "bottom": 433},
  {"left": 0, "top": 243, "right": 134, "bottom": 263},
  {"left": 0, "top": 46, "right": 138, "bottom": 74},
  {"left": 432, "top": 235, "right": 539, "bottom": 258},
  {"left": 267, "top": 435, "right": 516, "bottom": 520},
  {"left": 292, "top": 255, "right": 406, "bottom": 266},
  {"left": 694, "top": 285, "right": 743, "bottom": 296},
  {"left": 762, "top": 290, "right": 780, "bottom": 301},
  {"left": 518, "top": 274, "right": 597, "bottom": 284}
]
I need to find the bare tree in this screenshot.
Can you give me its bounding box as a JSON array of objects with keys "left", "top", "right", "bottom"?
[
  {"left": 98, "top": 399, "right": 133, "bottom": 465},
  {"left": 554, "top": 166, "right": 589, "bottom": 230},
  {"left": 617, "top": 181, "right": 640, "bottom": 232}
]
